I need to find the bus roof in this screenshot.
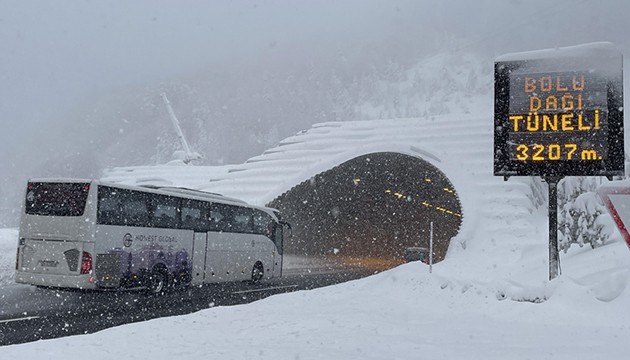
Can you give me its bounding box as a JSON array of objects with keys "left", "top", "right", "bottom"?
[
  {"left": 137, "top": 184, "right": 247, "bottom": 204},
  {"left": 27, "top": 178, "right": 280, "bottom": 219}
]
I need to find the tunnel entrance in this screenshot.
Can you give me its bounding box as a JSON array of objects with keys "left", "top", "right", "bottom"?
[{"left": 268, "top": 152, "right": 462, "bottom": 269}]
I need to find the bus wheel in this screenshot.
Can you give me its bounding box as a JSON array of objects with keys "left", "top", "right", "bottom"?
[
  {"left": 173, "top": 271, "right": 191, "bottom": 289},
  {"left": 147, "top": 266, "right": 169, "bottom": 295},
  {"left": 251, "top": 262, "right": 264, "bottom": 284}
]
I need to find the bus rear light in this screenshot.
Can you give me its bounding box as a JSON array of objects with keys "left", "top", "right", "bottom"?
[{"left": 81, "top": 251, "right": 92, "bottom": 274}]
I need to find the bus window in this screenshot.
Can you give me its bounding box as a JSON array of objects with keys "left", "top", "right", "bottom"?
[
  {"left": 232, "top": 208, "right": 253, "bottom": 233},
  {"left": 122, "top": 197, "right": 149, "bottom": 227},
  {"left": 151, "top": 195, "right": 180, "bottom": 229},
  {"left": 253, "top": 210, "right": 273, "bottom": 238},
  {"left": 98, "top": 186, "right": 150, "bottom": 227},
  {"left": 25, "top": 182, "right": 90, "bottom": 216},
  {"left": 209, "top": 203, "right": 229, "bottom": 232},
  {"left": 181, "top": 199, "right": 211, "bottom": 232},
  {"left": 181, "top": 204, "right": 200, "bottom": 230},
  {"left": 211, "top": 204, "right": 253, "bottom": 234},
  {"left": 97, "top": 188, "right": 121, "bottom": 225}
]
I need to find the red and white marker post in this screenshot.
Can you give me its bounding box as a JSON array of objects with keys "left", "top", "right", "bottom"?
[{"left": 598, "top": 185, "right": 630, "bottom": 250}]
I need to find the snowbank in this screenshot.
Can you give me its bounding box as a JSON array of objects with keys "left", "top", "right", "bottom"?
[{"left": 0, "top": 229, "right": 16, "bottom": 287}]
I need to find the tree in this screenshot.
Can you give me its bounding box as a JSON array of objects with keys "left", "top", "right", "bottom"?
[{"left": 558, "top": 177, "right": 611, "bottom": 251}]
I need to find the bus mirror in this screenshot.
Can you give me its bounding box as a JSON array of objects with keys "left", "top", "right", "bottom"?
[{"left": 280, "top": 221, "right": 293, "bottom": 238}]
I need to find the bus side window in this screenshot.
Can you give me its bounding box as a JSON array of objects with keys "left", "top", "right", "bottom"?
[
  {"left": 253, "top": 211, "right": 272, "bottom": 238},
  {"left": 151, "top": 194, "right": 180, "bottom": 229},
  {"left": 121, "top": 191, "right": 150, "bottom": 227},
  {"left": 181, "top": 199, "right": 207, "bottom": 232},
  {"left": 232, "top": 208, "right": 253, "bottom": 233},
  {"left": 210, "top": 204, "right": 230, "bottom": 232},
  {"left": 181, "top": 206, "right": 198, "bottom": 230},
  {"left": 97, "top": 187, "right": 121, "bottom": 225}
]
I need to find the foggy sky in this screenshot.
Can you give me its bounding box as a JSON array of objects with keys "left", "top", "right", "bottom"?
[{"left": 1, "top": 0, "right": 630, "bottom": 220}]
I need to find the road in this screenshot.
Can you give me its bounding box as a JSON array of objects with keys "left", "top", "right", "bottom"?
[{"left": 0, "top": 257, "right": 378, "bottom": 347}]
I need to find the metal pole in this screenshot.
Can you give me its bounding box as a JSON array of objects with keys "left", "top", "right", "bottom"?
[
  {"left": 429, "top": 221, "right": 434, "bottom": 273},
  {"left": 161, "top": 92, "right": 194, "bottom": 163},
  {"left": 547, "top": 177, "right": 561, "bottom": 280}
]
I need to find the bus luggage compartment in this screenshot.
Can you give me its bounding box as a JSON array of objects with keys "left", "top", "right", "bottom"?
[{"left": 94, "top": 253, "right": 124, "bottom": 288}]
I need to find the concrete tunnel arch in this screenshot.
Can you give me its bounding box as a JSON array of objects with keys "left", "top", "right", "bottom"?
[{"left": 268, "top": 152, "right": 462, "bottom": 267}]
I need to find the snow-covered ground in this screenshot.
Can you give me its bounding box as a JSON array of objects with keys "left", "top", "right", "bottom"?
[
  {"left": 1, "top": 209, "right": 629, "bottom": 359},
  {"left": 0, "top": 229, "right": 17, "bottom": 287}
]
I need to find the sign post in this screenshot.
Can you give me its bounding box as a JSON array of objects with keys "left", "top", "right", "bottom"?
[
  {"left": 546, "top": 177, "right": 561, "bottom": 279},
  {"left": 429, "top": 221, "right": 434, "bottom": 274},
  {"left": 494, "top": 42, "right": 624, "bottom": 280}
]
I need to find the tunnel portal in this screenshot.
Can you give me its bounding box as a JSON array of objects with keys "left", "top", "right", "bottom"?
[{"left": 268, "top": 152, "right": 462, "bottom": 268}]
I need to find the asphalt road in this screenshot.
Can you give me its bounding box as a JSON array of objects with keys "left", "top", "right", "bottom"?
[{"left": 0, "top": 265, "right": 376, "bottom": 347}]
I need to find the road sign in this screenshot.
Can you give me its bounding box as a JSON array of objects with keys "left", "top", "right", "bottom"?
[
  {"left": 494, "top": 42, "right": 624, "bottom": 178},
  {"left": 494, "top": 42, "right": 625, "bottom": 280}
]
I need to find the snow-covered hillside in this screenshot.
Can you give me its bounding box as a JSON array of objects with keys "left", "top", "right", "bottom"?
[{"left": 355, "top": 51, "right": 493, "bottom": 119}]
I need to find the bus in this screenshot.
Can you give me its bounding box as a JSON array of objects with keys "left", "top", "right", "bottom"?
[{"left": 15, "top": 179, "right": 288, "bottom": 294}]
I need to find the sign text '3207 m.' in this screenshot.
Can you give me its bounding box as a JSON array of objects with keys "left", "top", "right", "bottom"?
[{"left": 507, "top": 72, "right": 607, "bottom": 163}]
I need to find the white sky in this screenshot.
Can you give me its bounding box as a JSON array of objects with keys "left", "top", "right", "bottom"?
[
  {"left": 2, "top": 0, "right": 628, "bottom": 148},
  {"left": 0, "top": 0, "right": 396, "bottom": 145}
]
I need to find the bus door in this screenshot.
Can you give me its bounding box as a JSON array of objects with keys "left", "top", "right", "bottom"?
[{"left": 191, "top": 232, "right": 208, "bottom": 285}]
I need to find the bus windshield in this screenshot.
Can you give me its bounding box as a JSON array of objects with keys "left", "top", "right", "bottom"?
[{"left": 25, "top": 182, "right": 90, "bottom": 216}]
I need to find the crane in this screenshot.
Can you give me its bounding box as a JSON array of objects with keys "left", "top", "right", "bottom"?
[{"left": 160, "top": 92, "right": 203, "bottom": 164}]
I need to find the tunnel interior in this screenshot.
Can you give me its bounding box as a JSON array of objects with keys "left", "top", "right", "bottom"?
[{"left": 268, "top": 152, "right": 462, "bottom": 268}]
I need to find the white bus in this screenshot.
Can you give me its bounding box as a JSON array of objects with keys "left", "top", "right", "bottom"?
[{"left": 15, "top": 179, "right": 287, "bottom": 294}]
